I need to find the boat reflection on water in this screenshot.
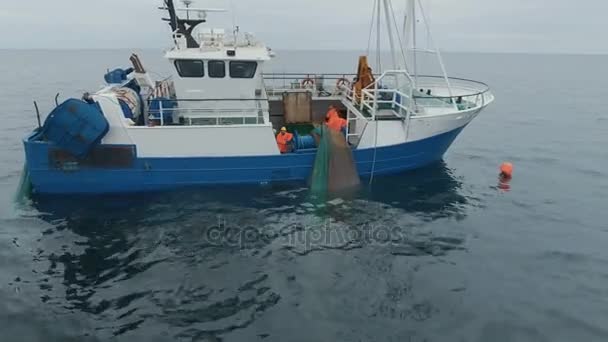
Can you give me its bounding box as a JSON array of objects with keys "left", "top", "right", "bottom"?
[
  {"left": 27, "top": 162, "right": 473, "bottom": 339},
  {"left": 360, "top": 161, "right": 470, "bottom": 220},
  {"left": 284, "top": 161, "right": 471, "bottom": 257},
  {"left": 31, "top": 161, "right": 471, "bottom": 259},
  {"left": 32, "top": 161, "right": 469, "bottom": 224}
]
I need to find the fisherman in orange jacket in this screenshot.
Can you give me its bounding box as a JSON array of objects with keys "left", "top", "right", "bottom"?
[
  {"left": 276, "top": 127, "right": 294, "bottom": 153},
  {"left": 326, "top": 105, "right": 347, "bottom": 133}
]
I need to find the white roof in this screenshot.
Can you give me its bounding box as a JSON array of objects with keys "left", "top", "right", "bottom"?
[{"left": 165, "top": 46, "right": 272, "bottom": 61}]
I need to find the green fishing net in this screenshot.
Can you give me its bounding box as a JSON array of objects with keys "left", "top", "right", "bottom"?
[
  {"left": 310, "top": 125, "right": 360, "bottom": 196},
  {"left": 310, "top": 126, "right": 331, "bottom": 194},
  {"left": 14, "top": 163, "right": 32, "bottom": 204}
]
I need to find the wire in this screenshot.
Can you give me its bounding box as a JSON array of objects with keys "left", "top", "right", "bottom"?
[
  {"left": 229, "top": 0, "right": 237, "bottom": 33},
  {"left": 376, "top": 0, "right": 382, "bottom": 72},
  {"left": 369, "top": 120, "right": 379, "bottom": 186},
  {"left": 367, "top": 0, "right": 377, "bottom": 55},
  {"left": 417, "top": 0, "right": 453, "bottom": 98},
  {"left": 149, "top": 70, "right": 170, "bottom": 81},
  {"left": 388, "top": 0, "right": 410, "bottom": 71}
]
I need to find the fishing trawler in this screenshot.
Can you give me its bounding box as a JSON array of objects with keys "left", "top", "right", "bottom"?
[{"left": 22, "top": 0, "right": 494, "bottom": 194}]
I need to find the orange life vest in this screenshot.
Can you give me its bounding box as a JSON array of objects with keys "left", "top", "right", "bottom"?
[
  {"left": 326, "top": 108, "right": 339, "bottom": 121},
  {"left": 327, "top": 117, "right": 347, "bottom": 132},
  {"left": 326, "top": 108, "right": 346, "bottom": 132},
  {"left": 276, "top": 132, "right": 294, "bottom": 153}
]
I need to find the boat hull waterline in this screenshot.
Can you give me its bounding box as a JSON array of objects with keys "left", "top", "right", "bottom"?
[{"left": 24, "top": 126, "right": 465, "bottom": 194}]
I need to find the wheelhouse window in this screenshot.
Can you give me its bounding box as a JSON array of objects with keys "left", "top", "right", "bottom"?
[
  {"left": 175, "top": 60, "right": 204, "bottom": 78},
  {"left": 229, "top": 61, "right": 258, "bottom": 79},
  {"left": 208, "top": 60, "right": 226, "bottom": 78}
]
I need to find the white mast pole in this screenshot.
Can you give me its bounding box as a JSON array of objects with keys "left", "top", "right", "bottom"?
[
  {"left": 402, "top": 1, "right": 409, "bottom": 48},
  {"left": 417, "top": 0, "right": 454, "bottom": 100},
  {"left": 376, "top": 0, "right": 382, "bottom": 72},
  {"left": 383, "top": 0, "right": 398, "bottom": 71},
  {"left": 411, "top": 0, "right": 418, "bottom": 85},
  {"left": 426, "top": 0, "right": 431, "bottom": 50},
  {"left": 367, "top": 0, "right": 377, "bottom": 55},
  {"left": 387, "top": 0, "right": 410, "bottom": 72},
  {"left": 402, "top": 0, "right": 417, "bottom": 88}
]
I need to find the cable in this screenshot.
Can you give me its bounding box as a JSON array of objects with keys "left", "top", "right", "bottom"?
[
  {"left": 229, "top": 0, "right": 237, "bottom": 34},
  {"left": 417, "top": 0, "right": 453, "bottom": 98},
  {"left": 369, "top": 119, "right": 379, "bottom": 185},
  {"left": 367, "top": 0, "right": 378, "bottom": 55},
  {"left": 376, "top": 0, "right": 382, "bottom": 72},
  {"left": 388, "top": 0, "right": 410, "bottom": 71}
]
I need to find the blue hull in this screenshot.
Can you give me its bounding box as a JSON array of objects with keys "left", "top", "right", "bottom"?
[{"left": 24, "top": 126, "right": 465, "bottom": 194}]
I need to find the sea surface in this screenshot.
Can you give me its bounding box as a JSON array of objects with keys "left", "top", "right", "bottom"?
[{"left": 0, "top": 50, "right": 607, "bottom": 342}]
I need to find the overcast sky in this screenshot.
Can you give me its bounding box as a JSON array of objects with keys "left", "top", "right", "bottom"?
[{"left": 0, "top": 0, "right": 605, "bottom": 54}]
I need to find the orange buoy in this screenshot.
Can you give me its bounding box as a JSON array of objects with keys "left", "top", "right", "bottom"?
[{"left": 500, "top": 162, "right": 513, "bottom": 178}]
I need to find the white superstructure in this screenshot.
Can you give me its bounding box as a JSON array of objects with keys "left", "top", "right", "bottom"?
[
  {"left": 22, "top": 0, "right": 496, "bottom": 195},
  {"left": 92, "top": 0, "right": 493, "bottom": 158}
]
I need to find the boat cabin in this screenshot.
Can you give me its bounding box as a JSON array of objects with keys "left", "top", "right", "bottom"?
[
  {"left": 145, "top": 28, "right": 270, "bottom": 127},
  {"left": 146, "top": 26, "right": 347, "bottom": 134},
  {"left": 91, "top": 0, "right": 492, "bottom": 158}
]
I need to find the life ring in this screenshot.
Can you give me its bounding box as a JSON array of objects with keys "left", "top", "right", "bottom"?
[
  {"left": 301, "top": 78, "right": 315, "bottom": 88},
  {"left": 336, "top": 77, "right": 351, "bottom": 89}
]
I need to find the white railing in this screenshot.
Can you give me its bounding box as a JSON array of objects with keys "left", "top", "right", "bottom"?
[
  {"left": 342, "top": 73, "right": 493, "bottom": 120},
  {"left": 263, "top": 73, "right": 356, "bottom": 98},
  {"left": 342, "top": 70, "right": 416, "bottom": 120},
  {"left": 149, "top": 107, "right": 265, "bottom": 126},
  {"left": 147, "top": 99, "right": 266, "bottom": 127},
  {"left": 412, "top": 75, "right": 493, "bottom": 113},
  {"left": 339, "top": 70, "right": 416, "bottom": 147}
]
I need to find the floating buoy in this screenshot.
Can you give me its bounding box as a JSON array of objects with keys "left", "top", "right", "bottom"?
[
  {"left": 500, "top": 162, "right": 513, "bottom": 179},
  {"left": 498, "top": 162, "right": 513, "bottom": 192}
]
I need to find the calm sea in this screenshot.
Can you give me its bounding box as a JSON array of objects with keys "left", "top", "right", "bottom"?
[{"left": 0, "top": 50, "right": 607, "bottom": 342}]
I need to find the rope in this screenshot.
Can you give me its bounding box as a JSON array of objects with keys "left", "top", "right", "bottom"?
[
  {"left": 375, "top": 0, "right": 382, "bottom": 73},
  {"left": 417, "top": 0, "right": 453, "bottom": 98},
  {"left": 366, "top": 0, "right": 378, "bottom": 55},
  {"left": 369, "top": 120, "right": 379, "bottom": 185},
  {"left": 388, "top": 0, "right": 410, "bottom": 71},
  {"left": 370, "top": 0, "right": 382, "bottom": 186}
]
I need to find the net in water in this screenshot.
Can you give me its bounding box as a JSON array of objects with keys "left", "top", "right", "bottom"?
[
  {"left": 310, "top": 125, "right": 360, "bottom": 195},
  {"left": 14, "top": 163, "right": 32, "bottom": 204}
]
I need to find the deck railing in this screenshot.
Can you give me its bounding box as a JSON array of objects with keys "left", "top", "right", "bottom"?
[
  {"left": 143, "top": 75, "right": 493, "bottom": 129},
  {"left": 339, "top": 71, "right": 493, "bottom": 145},
  {"left": 262, "top": 73, "right": 358, "bottom": 97},
  {"left": 146, "top": 98, "right": 267, "bottom": 126},
  {"left": 411, "top": 75, "right": 493, "bottom": 113},
  {"left": 346, "top": 74, "right": 492, "bottom": 115},
  {"left": 341, "top": 70, "right": 415, "bottom": 120}
]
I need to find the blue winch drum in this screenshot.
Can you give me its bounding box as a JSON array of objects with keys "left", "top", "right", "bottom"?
[
  {"left": 41, "top": 99, "right": 109, "bottom": 158},
  {"left": 104, "top": 67, "right": 134, "bottom": 84},
  {"left": 293, "top": 132, "right": 317, "bottom": 151}
]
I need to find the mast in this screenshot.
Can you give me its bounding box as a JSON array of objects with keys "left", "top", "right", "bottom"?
[
  {"left": 376, "top": 0, "right": 382, "bottom": 72},
  {"left": 402, "top": 0, "right": 417, "bottom": 86},
  {"left": 183, "top": 0, "right": 192, "bottom": 20},
  {"left": 162, "top": 0, "right": 206, "bottom": 48},
  {"left": 410, "top": 0, "right": 417, "bottom": 85},
  {"left": 382, "top": 0, "right": 398, "bottom": 70},
  {"left": 165, "top": 0, "right": 179, "bottom": 32},
  {"left": 416, "top": 0, "right": 454, "bottom": 100}
]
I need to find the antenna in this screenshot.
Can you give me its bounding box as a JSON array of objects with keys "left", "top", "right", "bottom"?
[
  {"left": 182, "top": 0, "right": 193, "bottom": 20},
  {"left": 161, "top": 0, "right": 225, "bottom": 48},
  {"left": 164, "top": 0, "right": 179, "bottom": 33},
  {"left": 229, "top": 0, "right": 238, "bottom": 47},
  {"left": 229, "top": 0, "right": 237, "bottom": 29}
]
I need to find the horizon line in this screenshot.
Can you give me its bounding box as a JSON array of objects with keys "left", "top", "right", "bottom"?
[{"left": 0, "top": 47, "right": 607, "bottom": 57}]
